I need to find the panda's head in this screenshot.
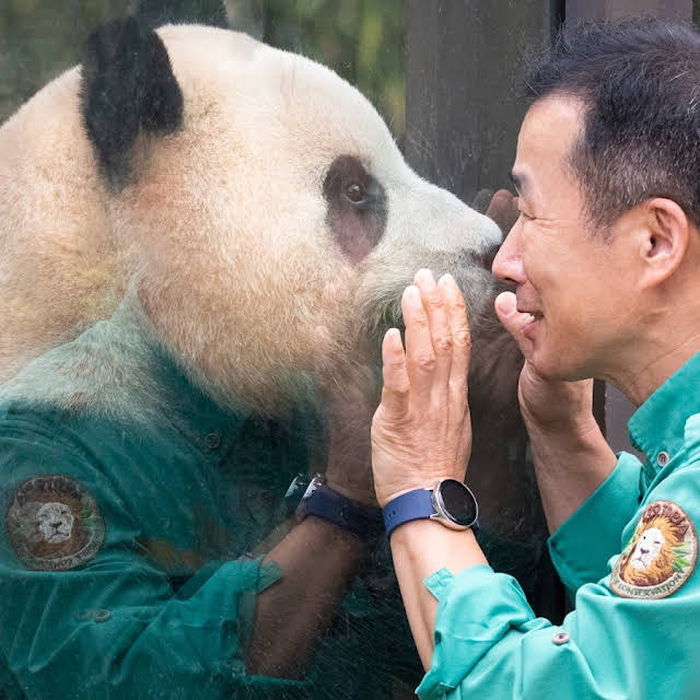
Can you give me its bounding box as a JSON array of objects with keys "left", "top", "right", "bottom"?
[{"left": 2, "top": 18, "right": 513, "bottom": 414}]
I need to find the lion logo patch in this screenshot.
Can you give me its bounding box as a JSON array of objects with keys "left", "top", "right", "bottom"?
[
  {"left": 611, "top": 500, "right": 697, "bottom": 599},
  {"left": 6, "top": 475, "right": 105, "bottom": 571}
]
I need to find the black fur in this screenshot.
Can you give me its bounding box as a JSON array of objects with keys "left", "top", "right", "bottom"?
[
  {"left": 323, "top": 156, "right": 387, "bottom": 264},
  {"left": 81, "top": 16, "right": 183, "bottom": 189}
]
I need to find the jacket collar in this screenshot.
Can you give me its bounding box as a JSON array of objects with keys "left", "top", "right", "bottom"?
[
  {"left": 152, "top": 346, "right": 249, "bottom": 458},
  {"left": 628, "top": 352, "right": 700, "bottom": 475}
]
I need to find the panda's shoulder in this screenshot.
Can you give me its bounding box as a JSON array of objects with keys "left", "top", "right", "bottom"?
[{"left": 0, "top": 307, "right": 170, "bottom": 426}]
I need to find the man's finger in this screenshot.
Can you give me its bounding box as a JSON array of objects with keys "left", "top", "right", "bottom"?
[
  {"left": 485, "top": 189, "right": 519, "bottom": 235},
  {"left": 440, "top": 274, "right": 470, "bottom": 401},
  {"left": 379, "top": 327, "right": 410, "bottom": 419},
  {"left": 470, "top": 188, "right": 494, "bottom": 214},
  {"left": 403, "top": 284, "right": 437, "bottom": 405},
  {"left": 494, "top": 291, "right": 535, "bottom": 359},
  {"left": 414, "top": 269, "right": 452, "bottom": 400}
]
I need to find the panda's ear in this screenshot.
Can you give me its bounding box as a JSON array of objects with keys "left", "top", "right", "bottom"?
[{"left": 81, "top": 16, "right": 183, "bottom": 189}]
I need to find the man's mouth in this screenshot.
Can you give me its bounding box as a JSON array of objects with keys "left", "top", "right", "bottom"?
[
  {"left": 518, "top": 309, "right": 544, "bottom": 322},
  {"left": 519, "top": 309, "right": 543, "bottom": 340}
]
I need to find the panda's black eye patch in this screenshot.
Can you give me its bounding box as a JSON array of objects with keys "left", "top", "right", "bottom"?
[{"left": 323, "top": 155, "right": 387, "bottom": 264}]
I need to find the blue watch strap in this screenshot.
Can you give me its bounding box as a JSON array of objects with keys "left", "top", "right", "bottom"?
[
  {"left": 296, "top": 479, "right": 383, "bottom": 541},
  {"left": 382, "top": 488, "right": 435, "bottom": 539}
]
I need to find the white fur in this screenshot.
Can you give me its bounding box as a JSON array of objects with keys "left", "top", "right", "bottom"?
[{"left": 0, "top": 24, "right": 503, "bottom": 415}]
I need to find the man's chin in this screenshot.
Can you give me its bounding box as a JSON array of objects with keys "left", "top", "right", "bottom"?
[{"left": 529, "top": 348, "right": 582, "bottom": 383}]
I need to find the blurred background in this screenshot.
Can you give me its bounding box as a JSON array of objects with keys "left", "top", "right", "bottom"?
[{"left": 0, "top": 0, "right": 405, "bottom": 137}]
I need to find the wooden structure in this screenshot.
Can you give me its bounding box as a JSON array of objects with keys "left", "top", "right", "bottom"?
[
  {"left": 406, "top": 0, "right": 692, "bottom": 202},
  {"left": 568, "top": 0, "right": 691, "bottom": 20}
]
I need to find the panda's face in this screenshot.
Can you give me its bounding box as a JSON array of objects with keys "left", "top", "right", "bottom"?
[
  {"left": 0, "top": 20, "right": 510, "bottom": 413},
  {"left": 100, "top": 24, "right": 503, "bottom": 410}
]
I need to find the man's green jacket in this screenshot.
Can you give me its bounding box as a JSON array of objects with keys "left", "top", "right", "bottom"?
[{"left": 417, "top": 353, "right": 700, "bottom": 699}]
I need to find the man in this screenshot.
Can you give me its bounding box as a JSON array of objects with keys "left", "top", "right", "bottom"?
[{"left": 372, "top": 19, "right": 700, "bottom": 698}]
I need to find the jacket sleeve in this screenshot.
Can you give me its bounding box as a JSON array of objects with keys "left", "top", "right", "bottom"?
[
  {"left": 0, "top": 423, "right": 313, "bottom": 700},
  {"left": 548, "top": 451, "right": 642, "bottom": 592},
  {"left": 415, "top": 461, "right": 700, "bottom": 700}
]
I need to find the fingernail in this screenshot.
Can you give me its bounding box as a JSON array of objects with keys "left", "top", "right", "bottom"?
[
  {"left": 438, "top": 273, "right": 456, "bottom": 287},
  {"left": 495, "top": 291, "right": 516, "bottom": 316},
  {"left": 414, "top": 268, "right": 434, "bottom": 285}
]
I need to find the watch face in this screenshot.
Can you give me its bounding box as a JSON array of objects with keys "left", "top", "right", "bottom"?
[{"left": 436, "top": 479, "right": 477, "bottom": 526}]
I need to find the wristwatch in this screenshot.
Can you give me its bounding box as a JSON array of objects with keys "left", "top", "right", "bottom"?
[
  {"left": 295, "top": 474, "right": 383, "bottom": 542},
  {"left": 382, "top": 478, "right": 479, "bottom": 539}
]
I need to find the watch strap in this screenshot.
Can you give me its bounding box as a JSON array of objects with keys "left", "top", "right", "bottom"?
[
  {"left": 296, "top": 478, "right": 383, "bottom": 542},
  {"left": 382, "top": 488, "right": 435, "bottom": 539},
  {"left": 382, "top": 483, "right": 480, "bottom": 539}
]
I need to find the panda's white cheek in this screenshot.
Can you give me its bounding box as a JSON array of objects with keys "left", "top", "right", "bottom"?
[{"left": 312, "top": 325, "right": 333, "bottom": 349}]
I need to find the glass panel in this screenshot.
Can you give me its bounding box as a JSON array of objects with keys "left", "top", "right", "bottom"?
[{"left": 0, "top": 2, "right": 556, "bottom": 697}]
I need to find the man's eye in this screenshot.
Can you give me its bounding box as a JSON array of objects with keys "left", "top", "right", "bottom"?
[{"left": 518, "top": 210, "right": 534, "bottom": 221}]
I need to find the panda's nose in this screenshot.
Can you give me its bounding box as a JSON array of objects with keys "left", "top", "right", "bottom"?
[{"left": 640, "top": 547, "right": 649, "bottom": 554}]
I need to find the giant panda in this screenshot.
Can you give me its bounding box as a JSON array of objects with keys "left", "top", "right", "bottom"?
[{"left": 0, "top": 17, "right": 530, "bottom": 699}]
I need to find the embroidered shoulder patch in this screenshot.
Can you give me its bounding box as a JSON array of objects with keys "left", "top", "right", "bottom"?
[
  {"left": 6, "top": 475, "right": 105, "bottom": 571},
  {"left": 611, "top": 500, "right": 697, "bottom": 599}
]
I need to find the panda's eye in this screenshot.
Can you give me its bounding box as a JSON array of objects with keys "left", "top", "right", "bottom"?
[
  {"left": 323, "top": 155, "right": 387, "bottom": 263},
  {"left": 345, "top": 183, "right": 367, "bottom": 205}
]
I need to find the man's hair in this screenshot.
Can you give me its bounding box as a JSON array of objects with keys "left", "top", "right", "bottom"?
[{"left": 526, "top": 19, "right": 700, "bottom": 230}]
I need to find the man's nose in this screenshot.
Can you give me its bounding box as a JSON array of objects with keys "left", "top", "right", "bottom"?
[{"left": 491, "top": 223, "right": 526, "bottom": 285}]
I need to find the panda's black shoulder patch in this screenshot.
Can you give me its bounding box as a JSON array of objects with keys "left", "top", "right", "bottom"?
[{"left": 81, "top": 16, "right": 183, "bottom": 189}]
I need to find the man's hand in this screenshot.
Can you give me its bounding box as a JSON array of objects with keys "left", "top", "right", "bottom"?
[
  {"left": 494, "top": 289, "right": 616, "bottom": 532},
  {"left": 371, "top": 269, "right": 472, "bottom": 508},
  {"left": 483, "top": 188, "right": 521, "bottom": 236},
  {"left": 494, "top": 290, "right": 597, "bottom": 436}
]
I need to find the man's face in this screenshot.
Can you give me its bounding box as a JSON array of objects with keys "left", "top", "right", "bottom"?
[{"left": 492, "top": 95, "right": 639, "bottom": 380}]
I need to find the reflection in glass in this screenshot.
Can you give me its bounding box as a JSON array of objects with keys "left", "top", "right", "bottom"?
[{"left": 0, "top": 3, "right": 551, "bottom": 697}]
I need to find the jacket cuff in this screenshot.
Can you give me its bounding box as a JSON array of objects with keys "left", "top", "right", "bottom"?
[
  {"left": 547, "top": 451, "right": 642, "bottom": 592},
  {"left": 168, "top": 556, "right": 282, "bottom": 675},
  {"left": 417, "top": 564, "right": 546, "bottom": 698}
]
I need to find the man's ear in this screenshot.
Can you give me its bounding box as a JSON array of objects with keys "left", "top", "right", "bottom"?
[
  {"left": 637, "top": 198, "right": 691, "bottom": 288},
  {"left": 81, "top": 16, "right": 183, "bottom": 189}
]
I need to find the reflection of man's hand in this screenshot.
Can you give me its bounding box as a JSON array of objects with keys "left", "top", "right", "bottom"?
[
  {"left": 324, "top": 370, "right": 377, "bottom": 507},
  {"left": 371, "top": 269, "right": 472, "bottom": 508},
  {"left": 473, "top": 188, "right": 520, "bottom": 235}
]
